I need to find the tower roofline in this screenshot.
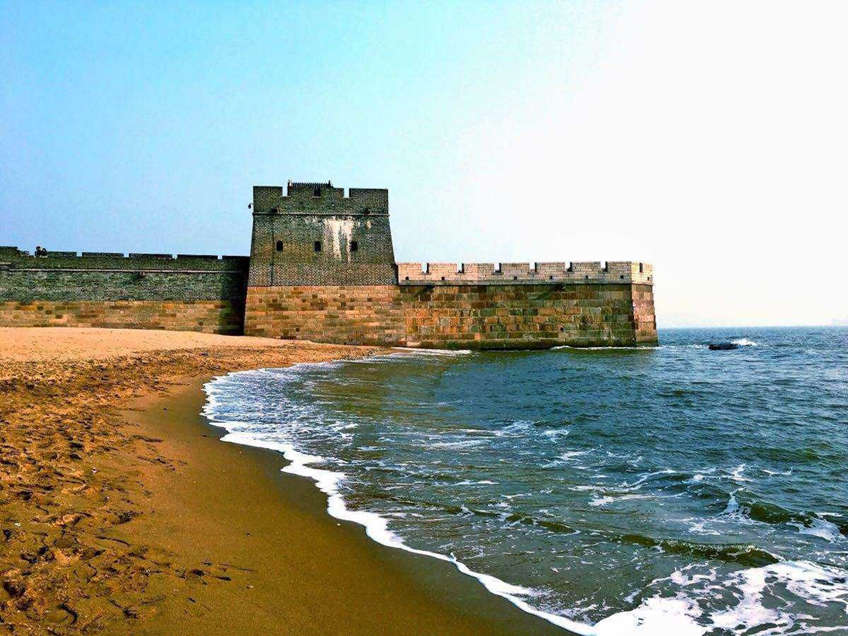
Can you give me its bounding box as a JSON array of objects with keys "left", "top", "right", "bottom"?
[{"left": 252, "top": 182, "right": 389, "bottom": 216}]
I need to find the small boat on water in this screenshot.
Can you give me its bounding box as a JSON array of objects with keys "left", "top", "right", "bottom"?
[{"left": 708, "top": 342, "right": 739, "bottom": 350}]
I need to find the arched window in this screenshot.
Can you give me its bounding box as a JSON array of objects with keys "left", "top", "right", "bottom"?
[
  {"left": 350, "top": 240, "right": 358, "bottom": 252},
  {"left": 275, "top": 240, "right": 283, "bottom": 252},
  {"left": 314, "top": 241, "right": 322, "bottom": 252}
]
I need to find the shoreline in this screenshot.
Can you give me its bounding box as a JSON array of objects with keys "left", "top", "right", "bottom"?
[
  {"left": 0, "top": 327, "right": 562, "bottom": 633},
  {"left": 204, "top": 362, "right": 593, "bottom": 635},
  {"left": 139, "top": 376, "right": 564, "bottom": 634}
]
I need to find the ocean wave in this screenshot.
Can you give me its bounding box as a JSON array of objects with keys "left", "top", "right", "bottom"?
[
  {"left": 599, "top": 560, "right": 848, "bottom": 635},
  {"left": 593, "top": 594, "right": 705, "bottom": 635},
  {"left": 201, "top": 336, "right": 848, "bottom": 635},
  {"left": 204, "top": 376, "right": 596, "bottom": 634},
  {"left": 551, "top": 345, "right": 652, "bottom": 351},
  {"left": 615, "top": 533, "right": 779, "bottom": 568},
  {"left": 391, "top": 346, "right": 472, "bottom": 356},
  {"left": 589, "top": 493, "right": 651, "bottom": 507},
  {"left": 789, "top": 517, "right": 845, "bottom": 543},
  {"left": 722, "top": 490, "right": 843, "bottom": 538},
  {"left": 730, "top": 338, "right": 758, "bottom": 347}
]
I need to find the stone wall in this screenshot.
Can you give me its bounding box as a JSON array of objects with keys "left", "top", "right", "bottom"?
[
  {"left": 0, "top": 300, "right": 245, "bottom": 333},
  {"left": 244, "top": 285, "right": 406, "bottom": 345},
  {"left": 243, "top": 282, "right": 658, "bottom": 349},
  {"left": 631, "top": 283, "right": 657, "bottom": 344},
  {"left": 0, "top": 248, "right": 249, "bottom": 334},
  {"left": 401, "top": 283, "right": 648, "bottom": 349}
]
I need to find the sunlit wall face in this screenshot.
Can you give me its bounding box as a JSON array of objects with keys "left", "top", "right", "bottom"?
[{"left": 2, "top": 1, "right": 846, "bottom": 327}]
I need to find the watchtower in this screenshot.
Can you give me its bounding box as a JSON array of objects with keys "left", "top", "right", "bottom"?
[{"left": 247, "top": 181, "right": 397, "bottom": 286}]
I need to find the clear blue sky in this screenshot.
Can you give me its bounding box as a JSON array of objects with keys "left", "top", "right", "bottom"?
[{"left": 3, "top": 1, "right": 847, "bottom": 326}]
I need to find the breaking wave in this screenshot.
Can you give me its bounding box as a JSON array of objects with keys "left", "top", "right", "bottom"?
[{"left": 200, "top": 327, "right": 848, "bottom": 634}]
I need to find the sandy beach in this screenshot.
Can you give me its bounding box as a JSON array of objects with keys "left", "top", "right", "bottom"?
[{"left": 0, "top": 327, "right": 559, "bottom": 634}]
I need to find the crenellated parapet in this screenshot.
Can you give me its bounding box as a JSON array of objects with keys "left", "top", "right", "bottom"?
[
  {"left": 397, "top": 261, "right": 653, "bottom": 285},
  {"left": 252, "top": 182, "right": 389, "bottom": 216},
  {"left": 0, "top": 247, "right": 249, "bottom": 272}
]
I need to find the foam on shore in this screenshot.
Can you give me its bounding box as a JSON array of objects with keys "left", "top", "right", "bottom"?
[
  {"left": 202, "top": 364, "right": 596, "bottom": 635},
  {"left": 202, "top": 355, "right": 848, "bottom": 635}
]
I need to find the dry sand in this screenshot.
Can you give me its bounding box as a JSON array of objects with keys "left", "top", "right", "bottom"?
[{"left": 0, "top": 328, "right": 559, "bottom": 634}]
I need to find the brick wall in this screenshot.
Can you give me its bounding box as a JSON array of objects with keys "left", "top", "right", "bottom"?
[
  {"left": 0, "top": 249, "right": 249, "bottom": 334},
  {"left": 0, "top": 300, "right": 245, "bottom": 334},
  {"left": 244, "top": 285, "right": 406, "bottom": 345},
  {"left": 631, "top": 283, "right": 657, "bottom": 344},
  {"left": 401, "top": 283, "right": 650, "bottom": 349},
  {"left": 243, "top": 282, "right": 658, "bottom": 349}
]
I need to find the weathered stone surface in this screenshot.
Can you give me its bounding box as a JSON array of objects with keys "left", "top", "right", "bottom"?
[
  {"left": 244, "top": 285, "right": 406, "bottom": 345},
  {"left": 0, "top": 299, "right": 245, "bottom": 333},
  {"left": 243, "top": 283, "right": 658, "bottom": 349},
  {"left": 0, "top": 250, "right": 248, "bottom": 333}
]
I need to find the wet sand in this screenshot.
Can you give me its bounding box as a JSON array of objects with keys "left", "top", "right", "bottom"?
[{"left": 0, "top": 328, "right": 560, "bottom": 634}]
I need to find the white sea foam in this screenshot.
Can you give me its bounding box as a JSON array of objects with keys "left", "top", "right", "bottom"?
[
  {"left": 594, "top": 560, "right": 848, "bottom": 635},
  {"left": 589, "top": 496, "right": 616, "bottom": 507},
  {"left": 203, "top": 362, "right": 848, "bottom": 636},
  {"left": 729, "top": 464, "right": 752, "bottom": 482},
  {"left": 790, "top": 517, "right": 844, "bottom": 543},
  {"left": 551, "top": 345, "right": 649, "bottom": 351},
  {"left": 428, "top": 438, "right": 484, "bottom": 449},
  {"left": 589, "top": 493, "right": 651, "bottom": 507},
  {"left": 622, "top": 468, "right": 676, "bottom": 489},
  {"left": 391, "top": 346, "right": 472, "bottom": 356},
  {"left": 730, "top": 338, "right": 758, "bottom": 347},
  {"left": 762, "top": 467, "right": 793, "bottom": 476},
  {"left": 683, "top": 518, "right": 720, "bottom": 536},
  {"left": 709, "top": 560, "right": 848, "bottom": 633},
  {"left": 541, "top": 449, "right": 591, "bottom": 469},
  {"left": 202, "top": 367, "right": 597, "bottom": 635},
  {"left": 592, "top": 595, "right": 704, "bottom": 635}
]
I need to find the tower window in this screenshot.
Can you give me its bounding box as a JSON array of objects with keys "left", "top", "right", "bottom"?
[
  {"left": 313, "top": 187, "right": 321, "bottom": 197},
  {"left": 350, "top": 240, "right": 358, "bottom": 252},
  {"left": 275, "top": 240, "right": 283, "bottom": 252},
  {"left": 314, "top": 241, "right": 322, "bottom": 252}
]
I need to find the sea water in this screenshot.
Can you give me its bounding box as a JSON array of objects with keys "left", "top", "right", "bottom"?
[{"left": 203, "top": 327, "right": 848, "bottom": 634}]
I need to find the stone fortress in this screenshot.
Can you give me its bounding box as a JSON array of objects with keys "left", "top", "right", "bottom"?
[{"left": 0, "top": 180, "right": 657, "bottom": 349}]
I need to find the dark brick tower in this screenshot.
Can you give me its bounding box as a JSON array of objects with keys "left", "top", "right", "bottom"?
[{"left": 247, "top": 181, "right": 397, "bottom": 286}]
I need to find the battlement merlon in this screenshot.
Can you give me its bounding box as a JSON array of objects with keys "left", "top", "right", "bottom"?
[
  {"left": 397, "top": 262, "right": 654, "bottom": 285},
  {"left": 253, "top": 183, "right": 389, "bottom": 216}
]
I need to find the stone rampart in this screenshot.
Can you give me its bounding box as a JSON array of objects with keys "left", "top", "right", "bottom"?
[
  {"left": 244, "top": 285, "right": 406, "bottom": 345},
  {"left": 400, "top": 283, "right": 647, "bottom": 349},
  {"left": 244, "top": 280, "right": 658, "bottom": 349},
  {"left": 0, "top": 248, "right": 249, "bottom": 334}
]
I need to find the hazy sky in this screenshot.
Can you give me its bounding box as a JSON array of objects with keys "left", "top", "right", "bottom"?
[{"left": 2, "top": 1, "right": 846, "bottom": 327}]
